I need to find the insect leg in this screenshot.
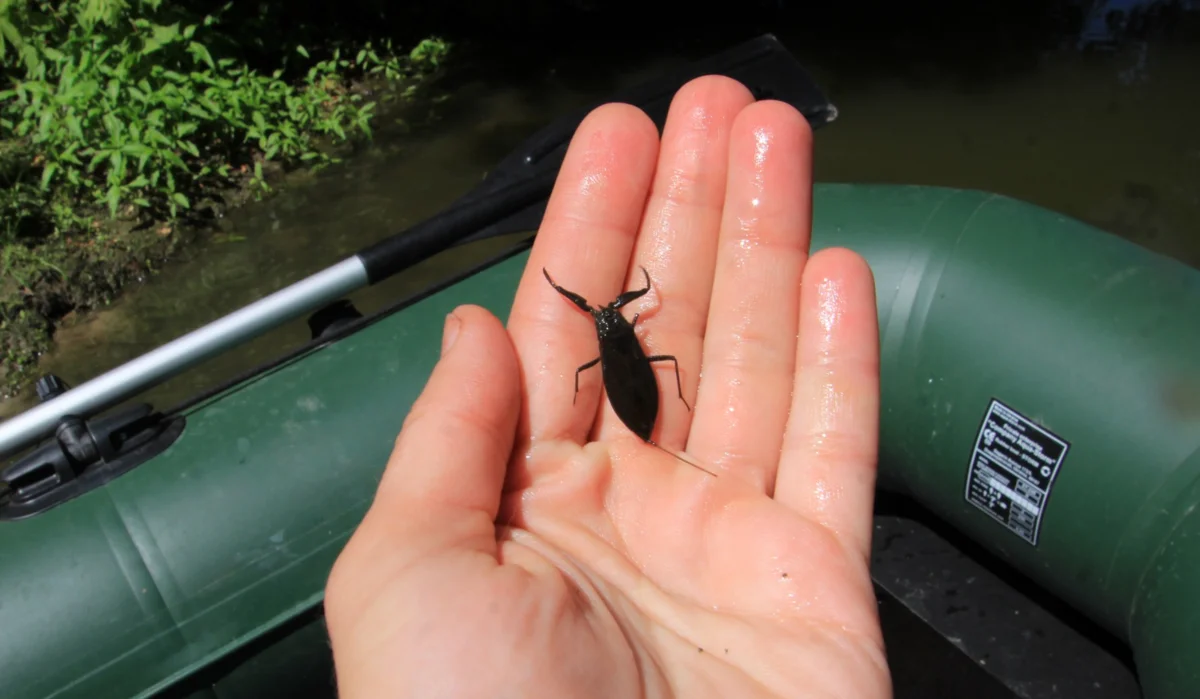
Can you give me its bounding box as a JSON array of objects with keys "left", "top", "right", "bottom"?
[
  {"left": 574, "top": 357, "right": 600, "bottom": 405},
  {"left": 612, "top": 266, "right": 652, "bottom": 309},
  {"left": 542, "top": 268, "right": 593, "bottom": 313},
  {"left": 630, "top": 312, "right": 640, "bottom": 327},
  {"left": 646, "top": 354, "right": 690, "bottom": 411}
]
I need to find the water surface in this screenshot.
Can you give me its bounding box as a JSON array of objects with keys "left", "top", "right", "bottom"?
[{"left": 3, "top": 29, "right": 1197, "bottom": 426}]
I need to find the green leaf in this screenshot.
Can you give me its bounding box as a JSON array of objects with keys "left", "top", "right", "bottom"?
[
  {"left": 121, "top": 143, "right": 154, "bottom": 158},
  {"left": 40, "top": 163, "right": 59, "bottom": 190},
  {"left": 162, "top": 151, "right": 188, "bottom": 170},
  {"left": 296, "top": 45, "right": 309, "bottom": 58},
  {"left": 59, "top": 142, "right": 82, "bottom": 165},
  {"left": 109, "top": 151, "right": 126, "bottom": 181},
  {"left": 146, "top": 128, "right": 172, "bottom": 146},
  {"left": 66, "top": 115, "right": 83, "bottom": 140},
  {"left": 35, "top": 109, "right": 53, "bottom": 141},
  {"left": 143, "top": 22, "right": 181, "bottom": 54},
  {"left": 172, "top": 192, "right": 190, "bottom": 209},
  {"left": 102, "top": 113, "right": 123, "bottom": 138},
  {"left": 88, "top": 150, "right": 109, "bottom": 172}
]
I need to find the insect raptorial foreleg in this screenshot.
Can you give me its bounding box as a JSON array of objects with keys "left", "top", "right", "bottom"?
[
  {"left": 574, "top": 357, "right": 600, "bottom": 404},
  {"left": 543, "top": 268, "right": 593, "bottom": 313},
  {"left": 612, "top": 267, "right": 652, "bottom": 309},
  {"left": 646, "top": 354, "right": 690, "bottom": 411}
]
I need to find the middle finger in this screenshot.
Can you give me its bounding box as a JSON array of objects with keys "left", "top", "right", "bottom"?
[
  {"left": 595, "top": 75, "right": 756, "bottom": 449},
  {"left": 688, "top": 99, "right": 815, "bottom": 491}
]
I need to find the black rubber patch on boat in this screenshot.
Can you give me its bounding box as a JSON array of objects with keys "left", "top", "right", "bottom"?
[{"left": 964, "top": 398, "right": 1071, "bottom": 546}]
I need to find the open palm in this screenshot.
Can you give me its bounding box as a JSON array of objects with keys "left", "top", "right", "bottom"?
[{"left": 325, "top": 76, "right": 889, "bottom": 698}]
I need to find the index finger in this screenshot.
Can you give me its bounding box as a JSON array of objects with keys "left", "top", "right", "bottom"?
[{"left": 505, "top": 103, "right": 661, "bottom": 446}]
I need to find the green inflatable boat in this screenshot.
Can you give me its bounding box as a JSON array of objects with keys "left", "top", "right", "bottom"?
[{"left": 1, "top": 35, "right": 1197, "bottom": 699}]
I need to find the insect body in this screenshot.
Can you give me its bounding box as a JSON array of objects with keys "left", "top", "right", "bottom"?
[{"left": 543, "top": 266, "right": 715, "bottom": 477}]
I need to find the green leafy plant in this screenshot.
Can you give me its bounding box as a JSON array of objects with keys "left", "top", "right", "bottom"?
[
  {"left": 1, "top": 0, "right": 448, "bottom": 229},
  {"left": 0, "top": 0, "right": 450, "bottom": 395}
]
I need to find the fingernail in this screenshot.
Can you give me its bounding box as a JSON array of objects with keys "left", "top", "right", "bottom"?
[{"left": 441, "top": 311, "right": 462, "bottom": 357}]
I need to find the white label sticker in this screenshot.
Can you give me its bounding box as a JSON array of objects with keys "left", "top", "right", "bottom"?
[{"left": 965, "top": 399, "right": 1071, "bottom": 546}]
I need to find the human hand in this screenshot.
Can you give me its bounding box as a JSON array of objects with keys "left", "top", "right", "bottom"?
[{"left": 324, "top": 75, "right": 888, "bottom": 698}]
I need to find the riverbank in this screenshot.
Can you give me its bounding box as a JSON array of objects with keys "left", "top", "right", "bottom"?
[
  {"left": 1, "top": 149, "right": 283, "bottom": 397},
  {"left": 0, "top": 69, "right": 445, "bottom": 400},
  {"left": 0, "top": 1, "right": 452, "bottom": 399}
]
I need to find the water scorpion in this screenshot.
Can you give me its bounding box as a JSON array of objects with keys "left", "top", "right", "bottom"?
[{"left": 543, "top": 266, "right": 717, "bottom": 477}]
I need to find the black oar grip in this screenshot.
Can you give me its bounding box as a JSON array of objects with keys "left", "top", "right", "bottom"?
[{"left": 356, "top": 167, "right": 560, "bottom": 284}]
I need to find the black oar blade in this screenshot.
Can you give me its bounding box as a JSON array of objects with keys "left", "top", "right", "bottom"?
[
  {"left": 358, "top": 34, "right": 834, "bottom": 283},
  {"left": 451, "top": 33, "right": 836, "bottom": 246}
]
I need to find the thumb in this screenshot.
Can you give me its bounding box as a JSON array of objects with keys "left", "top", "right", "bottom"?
[
  {"left": 325, "top": 304, "right": 521, "bottom": 693},
  {"left": 359, "top": 303, "right": 520, "bottom": 561}
]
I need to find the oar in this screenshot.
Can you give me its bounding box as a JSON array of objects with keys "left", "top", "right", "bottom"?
[{"left": 0, "top": 33, "right": 837, "bottom": 459}]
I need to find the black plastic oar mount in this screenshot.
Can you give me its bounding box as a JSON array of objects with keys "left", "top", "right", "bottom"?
[{"left": 0, "top": 375, "right": 185, "bottom": 520}]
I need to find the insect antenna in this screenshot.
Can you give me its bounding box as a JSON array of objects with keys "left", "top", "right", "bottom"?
[{"left": 647, "top": 440, "right": 719, "bottom": 478}]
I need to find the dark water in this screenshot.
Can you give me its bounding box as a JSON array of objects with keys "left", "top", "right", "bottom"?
[{"left": 4, "top": 27, "right": 1198, "bottom": 421}]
